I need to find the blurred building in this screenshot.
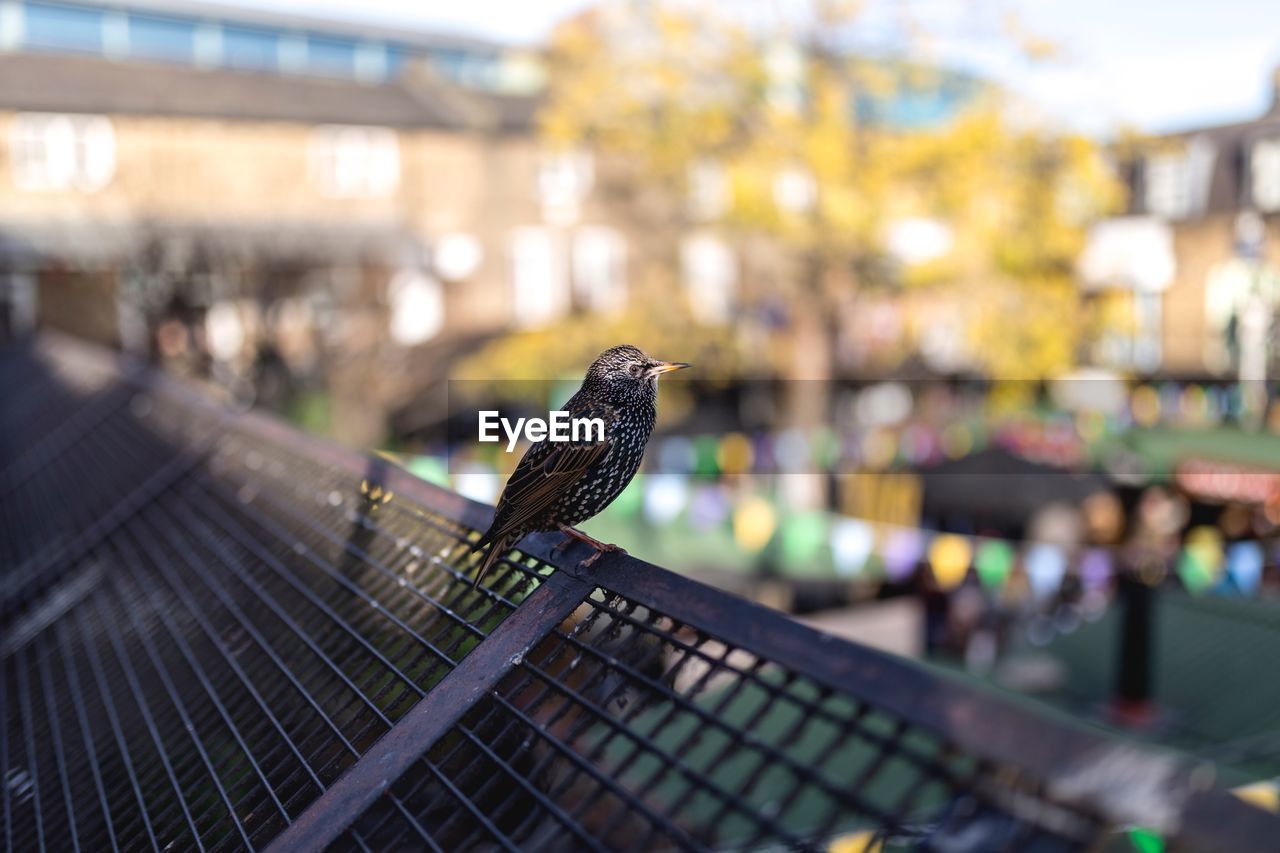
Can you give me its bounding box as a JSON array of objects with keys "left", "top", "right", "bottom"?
[
  {"left": 1081, "top": 68, "right": 1280, "bottom": 378},
  {"left": 0, "top": 0, "right": 546, "bottom": 89},
  {"left": 0, "top": 0, "right": 633, "bottom": 445}
]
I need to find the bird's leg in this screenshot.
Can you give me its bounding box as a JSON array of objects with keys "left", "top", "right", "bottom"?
[
  {"left": 556, "top": 524, "right": 626, "bottom": 568},
  {"left": 579, "top": 547, "right": 616, "bottom": 568}
]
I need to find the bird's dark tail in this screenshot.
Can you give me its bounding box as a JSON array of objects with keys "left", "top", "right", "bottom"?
[{"left": 471, "top": 533, "right": 509, "bottom": 589}]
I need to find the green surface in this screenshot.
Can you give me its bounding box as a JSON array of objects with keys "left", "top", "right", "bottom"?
[
  {"left": 1095, "top": 426, "right": 1280, "bottom": 478},
  {"left": 590, "top": 674, "right": 958, "bottom": 845},
  {"left": 981, "top": 589, "right": 1280, "bottom": 785}
]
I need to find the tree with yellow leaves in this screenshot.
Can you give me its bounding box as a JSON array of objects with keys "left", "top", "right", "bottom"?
[{"left": 466, "top": 0, "right": 1122, "bottom": 406}]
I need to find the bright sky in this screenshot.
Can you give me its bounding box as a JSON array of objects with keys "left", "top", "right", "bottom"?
[{"left": 256, "top": 0, "right": 1280, "bottom": 136}]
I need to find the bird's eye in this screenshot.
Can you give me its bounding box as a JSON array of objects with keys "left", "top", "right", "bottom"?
[{"left": 629, "top": 363, "right": 643, "bottom": 377}]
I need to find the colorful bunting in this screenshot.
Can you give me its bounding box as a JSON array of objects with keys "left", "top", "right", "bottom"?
[
  {"left": 407, "top": 446, "right": 1275, "bottom": 601},
  {"left": 1177, "top": 526, "right": 1224, "bottom": 595},
  {"left": 688, "top": 484, "right": 730, "bottom": 531},
  {"left": 929, "top": 534, "right": 972, "bottom": 590},
  {"left": 775, "top": 429, "right": 811, "bottom": 473},
  {"left": 974, "top": 539, "right": 1015, "bottom": 589},
  {"left": 1227, "top": 541, "right": 1265, "bottom": 594},
  {"left": 1078, "top": 548, "right": 1114, "bottom": 592},
  {"left": 658, "top": 435, "right": 696, "bottom": 473},
  {"left": 1026, "top": 543, "right": 1068, "bottom": 600},
  {"left": 716, "top": 432, "right": 754, "bottom": 475},
  {"left": 733, "top": 496, "right": 777, "bottom": 553},
  {"left": 643, "top": 474, "right": 689, "bottom": 526},
  {"left": 830, "top": 518, "right": 875, "bottom": 578},
  {"left": 693, "top": 435, "right": 721, "bottom": 477},
  {"left": 812, "top": 427, "right": 841, "bottom": 470},
  {"left": 781, "top": 511, "right": 830, "bottom": 569},
  {"left": 882, "top": 527, "right": 925, "bottom": 582}
]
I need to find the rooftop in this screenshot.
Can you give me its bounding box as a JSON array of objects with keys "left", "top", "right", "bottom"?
[
  {"left": 0, "top": 0, "right": 540, "bottom": 91},
  {"left": 1127, "top": 69, "right": 1280, "bottom": 217},
  {"left": 0, "top": 51, "right": 536, "bottom": 129},
  {"left": 88, "top": 0, "right": 507, "bottom": 51}
]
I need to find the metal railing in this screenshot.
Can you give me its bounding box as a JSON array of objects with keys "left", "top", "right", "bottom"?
[{"left": 2, "top": 334, "right": 1276, "bottom": 852}]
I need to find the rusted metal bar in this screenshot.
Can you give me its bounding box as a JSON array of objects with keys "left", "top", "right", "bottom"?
[
  {"left": 556, "top": 543, "right": 1279, "bottom": 853},
  {"left": 263, "top": 570, "right": 594, "bottom": 853}
]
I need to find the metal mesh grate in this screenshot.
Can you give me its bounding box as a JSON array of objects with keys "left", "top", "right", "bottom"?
[
  {"left": 0, "top": 362, "right": 162, "bottom": 607},
  {"left": 1, "top": 338, "right": 548, "bottom": 851},
  {"left": 334, "top": 588, "right": 1101, "bottom": 852},
  {"left": 4, "top": 335, "right": 1279, "bottom": 853}
]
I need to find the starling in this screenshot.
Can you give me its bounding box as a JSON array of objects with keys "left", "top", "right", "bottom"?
[{"left": 471, "top": 345, "right": 689, "bottom": 587}]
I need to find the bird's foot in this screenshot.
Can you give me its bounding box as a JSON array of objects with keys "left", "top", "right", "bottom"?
[
  {"left": 555, "top": 525, "right": 625, "bottom": 569},
  {"left": 556, "top": 524, "right": 619, "bottom": 552},
  {"left": 578, "top": 542, "right": 626, "bottom": 568}
]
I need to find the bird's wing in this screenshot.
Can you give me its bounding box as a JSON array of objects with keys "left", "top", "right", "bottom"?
[{"left": 484, "top": 395, "right": 614, "bottom": 543}]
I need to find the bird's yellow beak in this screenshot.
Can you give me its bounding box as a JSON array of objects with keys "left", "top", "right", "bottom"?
[{"left": 647, "top": 360, "right": 691, "bottom": 376}]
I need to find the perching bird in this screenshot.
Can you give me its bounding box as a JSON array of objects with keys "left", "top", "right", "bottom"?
[{"left": 471, "top": 345, "right": 689, "bottom": 588}]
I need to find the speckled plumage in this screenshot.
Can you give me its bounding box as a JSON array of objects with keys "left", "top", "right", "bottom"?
[{"left": 471, "top": 345, "right": 687, "bottom": 587}]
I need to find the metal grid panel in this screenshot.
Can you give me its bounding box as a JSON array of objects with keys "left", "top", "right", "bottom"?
[
  {"left": 333, "top": 588, "right": 1102, "bottom": 851},
  {"left": 1, "top": 339, "right": 547, "bottom": 851},
  {"left": 5, "top": 336, "right": 1280, "bottom": 853},
  {"left": 0, "top": 363, "right": 160, "bottom": 608}
]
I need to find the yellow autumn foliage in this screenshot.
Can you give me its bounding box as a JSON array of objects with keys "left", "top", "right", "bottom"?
[{"left": 470, "top": 1, "right": 1123, "bottom": 383}]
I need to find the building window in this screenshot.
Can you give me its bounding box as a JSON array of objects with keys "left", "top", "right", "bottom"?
[
  {"left": 537, "top": 149, "right": 593, "bottom": 226},
  {"left": 278, "top": 33, "right": 305, "bottom": 72},
  {"left": 193, "top": 22, "right": 221, "bottom": 67},
  {"left": 9, "top": 113, "right": 115, "bottom": 192},
  {"left": 1144, "top": 138, "right": 1214, "bottom": 220},
  {"left": 309, "top": 125, "right": 399, "bottom": 197},
  {"left": 1251, "top": 138, "right": 1280, "bottom": 212},
  {"left": 680, "top": 233, "right": 737, "bottom": 325},
  {"left": 0, "top": 3, "right": 21, "bottom": 51},
  {"left": 572, "top": 227, "right": 627, "bottom": 313},
  {"left": 773, "top": 164, "right": 817, "bottom": 214},
  {"left": 128, "top": 13, "right": 197, "bottom": 63},
  {"left": 385, "top": 46, "right": 410, "bottom": 79},
  {"left": 354, "top": 42, "right": 388, "bottom": 82},
  {"left": 510, "top": 227, "right": 568, "bottom": 328},
  {"left": 1145, "top": 153, "right": 1190, "bottom": 218},
  {"left": 688, "top": 159, "right": 728, "bottom": 221},
  {"left": 307, "top": 35, "right": 356, "bottom": 78},
  {"left": 432, "top": 233, "right": 483, "bottom": 281},
  {"left": 24, "top": 1, "right": 103, "bottom": 54},
  {"left": 223, "top": 25, "right": 278, "bottom": 72},
  {"left": 1204, "top": 258, "right": 1280, "bottom": 372},
  {"left": 427, "top": 46, "right": 498, "bottom": 89},
  {"left": 387, "top": 270, "right": 444, "bottom": 346}
]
